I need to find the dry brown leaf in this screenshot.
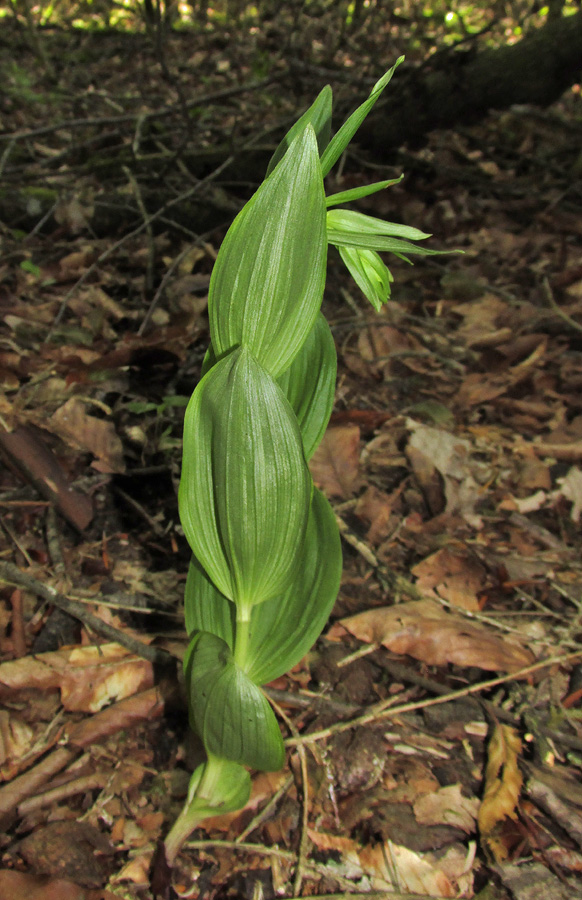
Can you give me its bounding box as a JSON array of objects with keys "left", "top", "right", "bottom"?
[
  {"left": 309, "top": 424, "right": 360, "bottom": 499},
  {"left": 411, "top": 547, "right": 488, "bottom": 612},
  {"left": 0, "top": 710, "right": 35, "bottom": 780},
  {"left": 0, "top": 644, "right": 153, "bottom": 713},
  {"left": 0, "top": 870, "right": 89, "bottom": 900},
  {"left": 333, "top": 600, "right": 534, "bottom": 672},
  {"left": 354, "top": 484, "right": 401, "bottom": 545},
  {"left": 478, "top": 724, "right": 523, "bottom": 862},
  {"left": 413, "top": 783, "right": 480, "bottom": 832},
  {"left": 406, "top": 420, "right": 483, "bottom": 527},
  {"left": 61, "top": 645, "right": 153, "bottom": 712},
  {"left": 359, "top": 841, "right": 457, "bottom": 896},
  {"left": 48, "top": 397, "right": 125, "bottom": 474}
]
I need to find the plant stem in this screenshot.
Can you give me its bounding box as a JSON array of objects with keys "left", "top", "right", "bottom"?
[
  {"left": 234, "top": 606, "right": 251, "bottom": 668},
  {"left": 163, "top": 800, "right": 207, "bottom": 867},
  {"left": 163, "top": 754, "right": 249, "bottom": 865}
]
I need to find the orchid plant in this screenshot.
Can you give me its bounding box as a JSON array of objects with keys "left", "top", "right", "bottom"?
[{"left": 164, "top": 57, "right": 442, "bottom": 864}]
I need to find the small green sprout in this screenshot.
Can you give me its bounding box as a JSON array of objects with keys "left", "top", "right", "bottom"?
[{"left": 164, "top": 57, "right": 444, "bottom": 865}]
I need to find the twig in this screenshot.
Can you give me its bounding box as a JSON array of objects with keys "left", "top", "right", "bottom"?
[
  {"left": 236, "top": 773, "right": 294, "bottom": 844},
  {"left": 284, "top": 652, "right": 582, "bottom": 747},
  {"left": 123, "top": 165, "right": 155, "bottom": 294},
  {"left": 0, "top": 76, "right": 282, "bottom": 142},
  {"left": 46, "top": 154, "right": 235, "bottom": 334},
  {"left": 138, "top": 237, "right": 211, "bottom": 336},
  {"left": 0, "top": 561, "right": 174, "bottom": 667},
  {"left": 542, "top": 275, "right": 582, "bottom": 335},
  {"left": 268, "top": 697, "right": 310, "bottom": 896},
  {"left": 17, "top": 771, "right": 109, "bottom": 816}
]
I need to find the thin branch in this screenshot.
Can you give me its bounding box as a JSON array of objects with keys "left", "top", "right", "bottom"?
[
  {"left": 0, "top": 561, "right": 175, "bottom": 667},
  {"left": 284, "top": 652, "right": 582, "bottom": 747},
  {"left": 0, "top": 76, "right": 281, "bottom": 142}
]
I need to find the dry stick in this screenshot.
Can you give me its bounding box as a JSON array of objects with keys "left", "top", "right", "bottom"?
[
  {"left": 185, "top": 842, "right": 452, "bottom": 900},
  {"left": 542, "top": 275, "right": 582, "bottom": 335},
  {"left": 236, "top": 773, "right": 295, "bottom": 844},
  {"left": 0, "top": 76, "right": 281, "bottom": 142},
  {"left": 123, "top": 164, "right": 155, "bottom": 294},
  {"left": 284, "top": 652, "right": 582, "bottom": 748},
  {"left": 18, "top": 771, "right": 109, "bottom": 817},
  {"left": 46, "top": 149, "right": 239, "bottom": 334},
  {"left": 0, "top": 561, "right": 174, "bottom": 667},
  {"left": 138, "top": 238, "right": 209, "bottom": 336},
  {"left": 269, "top": 697, "right": 310, "bottom": 896}
]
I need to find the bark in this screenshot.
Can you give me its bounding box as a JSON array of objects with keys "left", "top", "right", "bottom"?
[{"left": 360, "top": 10, "right": 582, "bottom": 153}]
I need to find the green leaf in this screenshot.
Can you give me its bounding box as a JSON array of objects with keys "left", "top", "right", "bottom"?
[
  {"left": 184, "top": 488, "right": 342, "bottom": 686},
  {"left": 338, "top": 246, "right": 393, "bottom": 311},
  {"left": 185, "top": 631, "right": 285, "bottom": 771},
  {"left": 186, "top": 756, "right": 251, "bottom": 816},
  {"left": 199, "top": 315, "right": 336, "bottom": 461},
  {"left": 209, "top": 125, "right": 327, "bottom": 378},
  {"left": 325, "top": 176, "right": 402, "bottom": 207},
  {"left": 179, "top": 346, "right": 312, "bottom": 612},
  {"left": 276, "top": 313, "right": 336, "bottom": 460},
  {"left": 327, "top": 208, "right": 431, "bottom": 241},
  {"left": 266, "top": 84, "right": 333, "bottom": 176},
  {"left": 200, "top": 343, "right": 216, "bottom": 378},
  {"left": 328, "top": 229, "right": 444, "bottom": 258},
  {"left": 320, "top": 58, "right": 404, "bottom": 177},
  {"left": 184, "top": 553, "right": 235, "bottom": 645},
  {"left": 244, "top": 488, "right": 342, "bottom": 685}
]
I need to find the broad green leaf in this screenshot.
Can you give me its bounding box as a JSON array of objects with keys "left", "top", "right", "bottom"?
[
  {"left": 179, "top": 347, "right": 311, "bottom": 612},
  {"left": 320, "top": 58, "right": 404, "bottom": 177},
  {"left": 202, "top": 315, "right": 336, "bottom": 459},
  {"left": 266, "top": 85, "right": 333, "bottom": 176},
  {"left": 325, "top": 176, "right": 402, "bottom": 207},
  {"left": 185, "top": 631, "right": 285, "bottom": 771},
  {"left": 276, "top": 313, "right": 336, "bottom": 460},
  {"left": 200, "top": 343, "right": 216, "bottom": 378},
  {"left": 209, "top": 126, "right": 327, "bottom": 378},
  {"left": 185, "top": 488, "right": 342, "bottom": 686},
  {"left": 327, "top": 208, "right": 431, "bottom": 241},
  {"left": 186, "top": 756, "right": 250, "bottom": 816},
  {"left": 244, "top": 488, "right": 342, "bottom": 685},
  {"left": 338, "top": 246, "right": 393, "bottom": 311},
  {"left": 184, "top": 552, "right": 235, "bottom": 645}
]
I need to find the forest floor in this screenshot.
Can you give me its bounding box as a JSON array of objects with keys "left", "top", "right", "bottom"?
[{"left": 1, "top": 12, "right": 582, "bottom": 900}]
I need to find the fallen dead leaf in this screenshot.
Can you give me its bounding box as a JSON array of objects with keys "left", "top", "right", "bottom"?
[
  {"left": 555, "top": 466, "right": 582, "bottom": 522},
  {"left": 331, "top": 600, "right": 534, "bottom": 672},
  {"left": 406, "top": 420, "right": 483, "bottom": 527},
  {"left": 478, "top": 724, "right": 523, "bottom": 862},
  {"left": 413, "top": 783, "right": 480, "bottom": 832},
  {"left": 360, "top": 840, "right": 458, "bottom": 896},
  {"left": 0, "top": 644, "right": 153, "bottom": 713},
  {"left": 355, "top": 484, "right": 402, "bottom": 545},
  {"left": 0, "top": 870, "right": 118, "bottom": 900},
  {"left": 47, "top": 397, "right": 125, "bottom": 474},
  {"left": 411, "top": 547, "right": 489, "bottom": 612},
  {"left": 309, "top": 424, "right": 361, "bottom": 499}
]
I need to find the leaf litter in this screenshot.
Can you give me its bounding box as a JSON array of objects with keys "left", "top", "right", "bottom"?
[{"left": 1, "top": 16, "right": 582, "bottom": 900}]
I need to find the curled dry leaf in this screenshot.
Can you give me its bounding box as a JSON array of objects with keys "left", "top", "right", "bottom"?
[
  {"left": 406, "top": 420, "right": 483, "bottom": 527},
  {"left": 0, "top": 870, "right": 119, "bottom": 900},
  {"left": 48, "top": 397, "right": 125, "bottom": 474},
  {"left": 413, "top": 782, "right": 480, "bottom": 832},
  {"left": 309, "top": 424, "right": 361, "bottom": 499},
  {"left": 478, "top": 724, "right": 523, "bottom": 862},
  {"left": 411, "top": 546, "right": 489, "bottom": 613},
  {"left": 332, "top": 599, "right": 534, "bottom": 672},
  {"left": 0, "top": 644, "right": 153, "bottom": 713}
]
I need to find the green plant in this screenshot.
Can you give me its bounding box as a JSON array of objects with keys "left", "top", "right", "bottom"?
[{"left": 164, "top": 57, "right": 444, "bottom": 864}]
